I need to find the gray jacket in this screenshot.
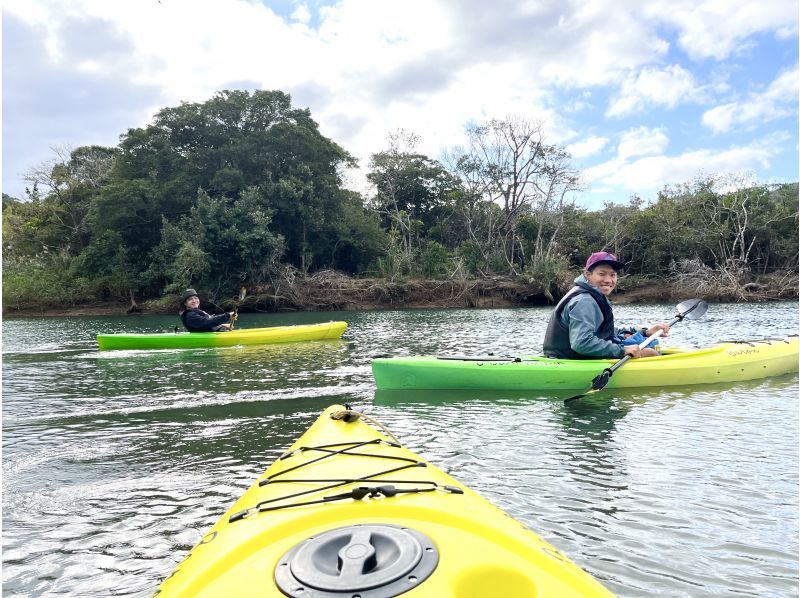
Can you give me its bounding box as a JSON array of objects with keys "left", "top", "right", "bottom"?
[{"left": 556, "top": 274, "right": 635, "bottom": 358}]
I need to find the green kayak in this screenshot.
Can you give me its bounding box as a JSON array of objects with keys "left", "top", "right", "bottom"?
[
  {"left": 372, "top": 336, "right": 799, "bottom": 390},
  {"left": 97, "top": 321, "right": 347, "bottom": 351}
]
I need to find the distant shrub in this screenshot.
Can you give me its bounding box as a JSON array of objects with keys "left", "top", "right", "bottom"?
[
  {"left": 519, "top": 255, "right": 573, "bottom": 302},
  {"left": 417, "top": 240, "right": 451, "bottom": 278}
]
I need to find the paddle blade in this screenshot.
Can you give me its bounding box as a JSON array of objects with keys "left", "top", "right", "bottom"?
[
  {"left": 676, "top": 298, "right": 708, "bottom": 320},
  {"left": 238, "top": 287, "right": 247, "bottom": 302},
  {"left": 591, "top": 370, "right": 611, "bottom": 391}
]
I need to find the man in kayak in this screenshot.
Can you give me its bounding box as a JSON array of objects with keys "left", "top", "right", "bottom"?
[
  {"left": 542, "top": 252, "right": 669, "bottom": 359},
  {"left": 179, "top": 289, "right": 237, "bottom": 332}
]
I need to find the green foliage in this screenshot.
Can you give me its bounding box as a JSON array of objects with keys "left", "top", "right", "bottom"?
[
  {"left": 3, "top": 252, "right": 85, "bottom": 308},
  {"left": 167, "top": 241, "right": 211, "bottom": 293},
  {"left": 87, "top": 179, "right": 163, "bottom": 265},
  {"left": 520, "top": 254, "right": 573, "bottom": 302},
  {"left": 417, "top": 240, "right": 451, "bottom": 278},
  {"left": 67, "top": 231, "right": 135, "bottom": 299},
  {"left": 148, "top": 187, "right": 284, "bottom": 294},
  {"left": 377, "top": 229, "right": 413, "bottom": 282},
  {"left": 3, "top": 87, "right": 798, "bottom": 311},
  {"left": 368, "top": 147, "right": 458, "bottom": 232},
  {"left": 325, "top": 192, "right": 388, "bottom": 273},
  {"left": 456, "top": 240, "right": 487, "bottom": 276}
]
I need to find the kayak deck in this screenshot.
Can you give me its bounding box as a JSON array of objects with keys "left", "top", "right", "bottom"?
[
  {"left": 97, "top": 321, "right": 347, "bottom": 350},
  {"left": 157, "top": 405, "right": 612, "bottom": 597},
  {"left": 372, "top": 336, "right": 799, "bottom": 391}
]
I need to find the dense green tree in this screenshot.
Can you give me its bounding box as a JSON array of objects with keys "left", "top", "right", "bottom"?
[
  {"left": 321, "top": 191, "right": 388, "bottom": 273},
  {"left": 115, "top": 90, "right": 357, "bottom": 274},
  {"left": 87, "top": 179, "right": 164, "bottom": 267},
  {"left": 146, "top": 187, "right": 284, "bottom": 296},
  {"left": 368, "top": 130, "right": 460, "bottom": 263},
  {"left": 67, "top": 230, "right": 135, "bottom": 299}
]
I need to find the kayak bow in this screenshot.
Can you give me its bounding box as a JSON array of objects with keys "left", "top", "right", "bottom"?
[{"left": 157, "top": 405, "right": 612, "bottom": 597}]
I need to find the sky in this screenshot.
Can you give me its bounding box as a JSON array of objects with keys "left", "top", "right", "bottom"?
[{"left": 3, "top": 0, "right": 798, "bottom": 209}]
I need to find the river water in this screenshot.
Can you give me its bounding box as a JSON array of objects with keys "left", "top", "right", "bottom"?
[{"left": 2, "top": 303, "right": 798, "bottom": 596}]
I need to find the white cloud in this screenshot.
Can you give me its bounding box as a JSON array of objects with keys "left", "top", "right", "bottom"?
[
  {"left": 617, "top": 127, "right": 669, "bottom": 160},
  {"left": 702, "top": 67, "right": 799, "bottom": 133},
  {"left": 2, "top": 0, "right": 797, "bottom": 203},
  {"left": 584, "top": 139, "right": 781, "bottom": 193},
  {"left": 291, "top": 4, "right": 311, "bottom": 24},
  {"left": 606, "top": 65, "right": 704, "bottom": 117},
  {"left": 644, "top": 0, "right": 799, "bottom": 60},
  {"left": 566, "top": 135, "right": 609, "bottom": 159}
]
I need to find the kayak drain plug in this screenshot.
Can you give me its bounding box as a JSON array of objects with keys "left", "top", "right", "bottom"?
[{"left": 275, "top": 524, "right": 438, "bottom": 597}]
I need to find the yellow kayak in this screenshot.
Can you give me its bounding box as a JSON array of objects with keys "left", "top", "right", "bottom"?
[
  {"left": 97, "top": 321, "right": 347, "bottom": 350},
  {"left": 157, "top": 405, "right": 613, "bottom": 597}
]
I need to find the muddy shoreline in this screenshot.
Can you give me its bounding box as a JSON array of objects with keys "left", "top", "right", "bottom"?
[{"left": 1, "top": 278, "right": 726, "bottom": 318}]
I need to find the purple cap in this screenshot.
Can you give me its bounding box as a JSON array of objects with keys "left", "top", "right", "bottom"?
[{"left": 585, "top": 251, "right": 624, "bottom": 271}]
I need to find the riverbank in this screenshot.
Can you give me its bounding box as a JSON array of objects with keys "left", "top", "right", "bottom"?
[{"left": 4, "top": 272, "right": 795, "bottom": 318}]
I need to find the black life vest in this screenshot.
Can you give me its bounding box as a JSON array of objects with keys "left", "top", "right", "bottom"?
[
  {"left": 542, "top": 281, "right": 615, "bottom": 359},
  {"left": 180, "top": 307, "right": 231, "bottom": 333},
  {"left": 179, "top": 308, "right": 193, "bottom": 331}
]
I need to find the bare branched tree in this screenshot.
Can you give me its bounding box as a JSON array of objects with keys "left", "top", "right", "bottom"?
[
  {"left": 367, "top": 130, "right": 421, "bottom": 261},
  {"left": 23, "top": 144, "right": 117, "bottom": 252},
  {"left": 449, "top": 117, "right": 581, "bottom": 273}
]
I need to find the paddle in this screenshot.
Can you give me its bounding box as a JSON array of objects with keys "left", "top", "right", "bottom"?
[
  {"left": 564, "top": 298, "right": 709, "bottom": 404},
  {"left": 230, "top": 287, "right": 247, "bottom": 330}
]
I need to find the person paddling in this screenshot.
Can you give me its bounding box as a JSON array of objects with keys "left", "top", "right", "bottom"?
[
  {"left": 542, "top": 252, "right": 669, "bottom": 359},
  {"left": 179, "top": 289, "right": 237, "bottom": 332}
]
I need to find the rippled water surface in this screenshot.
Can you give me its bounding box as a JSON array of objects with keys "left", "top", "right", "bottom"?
[{"left": 3, "top": 303, "right": 799, "bottom": 596}]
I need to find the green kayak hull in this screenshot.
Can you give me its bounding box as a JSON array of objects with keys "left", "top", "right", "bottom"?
[
  {"left": 372, "top": 336, "right": 799, "bottom": 390},
  {"left": 97, "top": 321, "right": 347, "bottom": 351}
]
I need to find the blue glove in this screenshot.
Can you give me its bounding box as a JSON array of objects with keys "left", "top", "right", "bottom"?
[{"left": 615, "top": 331, "right": 659, "bottom": 349}]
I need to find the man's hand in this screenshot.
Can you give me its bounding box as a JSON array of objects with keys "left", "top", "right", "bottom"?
[
  {"left": 623, "top": 346, "right": 659, "bottom": 358},
  {"left": 644, "top": 323, "right": 670, "bottom": 337},
  {"left": 623, "top": 345, "right": 642, "bottom": 358}
]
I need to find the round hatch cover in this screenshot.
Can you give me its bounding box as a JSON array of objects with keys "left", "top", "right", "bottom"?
[{"left": 275, "top": 524, "right": 438, "bottom": 597}]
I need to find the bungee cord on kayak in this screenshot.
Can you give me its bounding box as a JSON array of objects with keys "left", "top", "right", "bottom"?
[
  {"left": 229, "top": 479, "right": 463, "bottom": 523},
  {"left": 272, "top": 439, "right": 410, "bottom": 472},
  {"left": 229, "top": 430, "right": 464, "bottom": 523}
]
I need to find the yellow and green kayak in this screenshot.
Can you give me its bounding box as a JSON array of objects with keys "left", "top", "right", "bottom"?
[
  {"left": 157, "top": 405, "right": 612, "bottom": 597},
  {"left": 372, "top": 336, "right": 799, "bottom": 391},
  {"left": 97, "top": 321, "right": 347, "bottom": 351}
]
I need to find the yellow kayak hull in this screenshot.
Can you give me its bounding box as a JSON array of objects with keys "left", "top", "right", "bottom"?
[
  {"left": 157, "top": 406, "right": 613, "bottom": 597},
  {"left": 97, "top": 321, "right": 347, "bottom": 350}
]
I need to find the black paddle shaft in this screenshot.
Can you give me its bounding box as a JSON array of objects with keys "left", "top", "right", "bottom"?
[
  {"left": 565, "top": 298, "right": 709, "bottom": 403},
  {"left": 591, "top": 299, "right": 707, "bottom": 390}
]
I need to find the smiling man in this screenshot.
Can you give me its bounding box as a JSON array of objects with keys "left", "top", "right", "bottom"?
[{"left": 542, "top": 252, "right": 670, "bottom": 359}]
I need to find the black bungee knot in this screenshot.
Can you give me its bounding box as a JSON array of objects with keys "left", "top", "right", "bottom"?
[{"left": 346, "top": 485, "right": 399, "bottom": 500}]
